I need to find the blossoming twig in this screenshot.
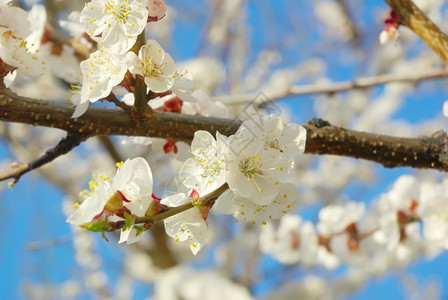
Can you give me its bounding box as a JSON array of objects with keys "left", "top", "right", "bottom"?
[
  {"left": 385, "top": 0, "right": 448, "bottom": 64},
  {"left": 134, "top": 183, "right": 229, "bottom": 224}
]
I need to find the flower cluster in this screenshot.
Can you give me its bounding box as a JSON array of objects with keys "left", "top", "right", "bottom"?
[
  {"left": 68, "top": 114, "right": 307, "bottom": 255},
  {"left": 72, "top": 0, "right": 175, "bottom": 117},
  {"left": 260, "top": 174, "right": 448, "bottom": 271},
  {"left": 213, "top": 115, "right": 306, "bottom": 224},
  {"left": 0, "top": 2, "right": 48, "bottom": 77},
  {"left": 161, "top": 114, "right": 307, "bottom": 253},
  {"left": 67, "top": 157, "right": 160, "bottom": 244},
  {"left": 62, "top": 0, "right": 309, "bottom": 256}
]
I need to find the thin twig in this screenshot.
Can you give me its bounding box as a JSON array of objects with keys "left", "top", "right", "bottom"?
[
  {"left": 0, "top": 132, "right": 89, "bottom": 185},
  {"left": 104, "top": 93, "right": 132, "bottom": 113},
  {"left": 27, "top": 234, "right": 73, "bottom": 251},
  {"left": 134, "top": 183, "right": 228, "bottom": 224},
  {"left": 215, "top": 68, "right": 448, "bottom": 105}
]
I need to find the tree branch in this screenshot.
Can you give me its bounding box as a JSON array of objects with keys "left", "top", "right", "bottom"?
[
  {"left": 0, "top": 87, "right": 241, "bottom": 142},
  {"left": 385, "top": 0, "right": 448, "bottom": 64},
  {"left": 0, "top": 131, "right": 89, "bottom": 185},
  {"left": 1, "top": 88, "right": 448, "bottom": 172},
  {"left": 132, "top": 32, "right": 153, "bottom": 118},
  {"left": 215, "top": 68, "right": 448, "bottom": 105},
  {"left": 305, "top": 118, "right": 447, "bottom": 170}
]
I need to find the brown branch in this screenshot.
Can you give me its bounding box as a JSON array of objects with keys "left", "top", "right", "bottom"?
[
  {"left": 385, "top": 0, "right": 448, "bottom": 64},
  {"left": 216, "top": 68, "right": 448, "bottom": 105},
  {"left": 0, "top": 87, "right": 241, "bottom": 142},
  {"left": 305, "top": 118, "right": 447, "bottom": 170},
  {"left": 1, "top": 88, "right": 448, "bottom": 171},
  {"left": 132, "top": 32, "right": 153, "bottom": 118},
  {"left": 0, "top": 132, "right": 88, "bottom": 185},
  {"left": 104, "top": 93, "right": 132, "bottom": 113}
]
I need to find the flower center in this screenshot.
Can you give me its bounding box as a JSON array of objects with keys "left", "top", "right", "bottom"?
[
  {"left": 141, "top": 55, "right": 164, "bottom": 78},
  {"left": 203, "top": 157, "right": 223, "bottom": 177},
  {"left": 239, "top": 156, "right": 261, "bottom": 180},
  {"left": 105, "top": 1, "right": 131, "bottom": 22},
  {"left": 266, "top": 138, "right": 280, "bottom": 151},
  {"left": 105, "top": 190, "right": 126, "bottom": 212},
  {"left": 95, "top": 55, "right": 122, "bottom": 76}
]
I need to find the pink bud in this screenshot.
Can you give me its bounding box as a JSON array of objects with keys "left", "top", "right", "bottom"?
[{"left": 147, "top": 0, "right": 167, "bottom": 22}]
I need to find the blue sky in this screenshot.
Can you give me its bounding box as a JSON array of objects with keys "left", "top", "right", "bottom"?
[{"left": 2, "top": 0, "right": 448, "bottom": 299}]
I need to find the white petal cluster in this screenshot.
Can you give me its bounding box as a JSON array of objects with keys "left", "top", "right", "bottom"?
[
  {"left": 80, "top": 0, "right": 149, "bottom": 54},
  {"left": 379, "top": 26, "right": 399, "bottom": 45},
  {"left": 317, "top": 202, "right": 365, "bottom": 235},
  {"left": 418, "top": 178, "right": 448, "bottom": 251},
  {"left": 0, "top": 3, "right": 48, "bottom": 77},
  {"left": 214, "top": 115, "right": 306, "bottom": 223},
  {"left": 260, "top": 214, "right": 319, "bottom": 266},
  {"left": 181, "top": 89, "right": 230, "bottom": 118},
  {"left": 168, "top": 115, "right": 306, "bottom": 254},
  {"left": 153, "top": 267, "right": 253, "bottom": 300},
  {"left": 260, "top": 174, "right": 448, "bottom": 270},
  {"left": 161, "top": 193, "right": 208, "bottom": 255},
  {"left": 127, "top": 39, "right": 176, "bottom": 92},
  {"left": 74, "top": 0, "right": 174, "bottom": 116},
  {"left": 179, "top": 130, "right": 228, "bottom": 195},
  {"left": 67, "top": 157, "right": 154, "bottom": 244},
  {"left": 79, "top": 49, "right": 129, "bottom": 107},
  {"left": 373, "top": 175, "right": 422, "bottom": 256},
  {"left": 215, "top": 182, "right": 298, "bottom": 225}
]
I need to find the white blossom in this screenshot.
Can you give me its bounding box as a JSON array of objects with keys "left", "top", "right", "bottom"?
[
  {"left": 179, "top": 130, "right": 228, "bottom": 195},
  {"left": 214, "top": 182, "right": 298, "bottom": 224},
  {"left": 317, "top": 202, "right": 365, "bottom": 235},
  {"left": 418, "top": 179, "right": 448, "bottom": 250},
  {"left": 181, "top": 89, "right": 229, "bottom": 118},
  {"left": 79, "top": 49, "right": 129, "bottom": 108},
  {"left": 373, "top": 175, "right": 421, "bottom": 251},
  {"left": 127, "top": 39, "right": 175, "bottom": 92},
  {"left": 0, "top": 4, "right": 48, "bottom": 77},
  {"left": 0, "top": 36, "right": 48, "bottom": 76},
  {"left": 379, "top": 26, "right": 399, "bottom": 45},
  {"left": 59, "top": 11, "right": 86, "bottom": 38},
  {"left": 225, "top": 115, "right": 302, "bottom": 204},
  {"left": 80, "top": 0, "right": 149, "bottom": 54},
  {"left": 67, "top": 157, "right": 154, "bottom": 244},
  {"left": 260, "top": 214, "right": 318, "bottom": 265},
  {"left": 161, "top": 192, "right": 208, "bottom": 255},
  {"left": 241, "top": 115, "right": 306, "bottom": 157}
]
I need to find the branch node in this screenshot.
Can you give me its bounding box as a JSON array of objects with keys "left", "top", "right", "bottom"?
[{"left": 308, "top": 118, "right": 332, "bottom": 128}]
